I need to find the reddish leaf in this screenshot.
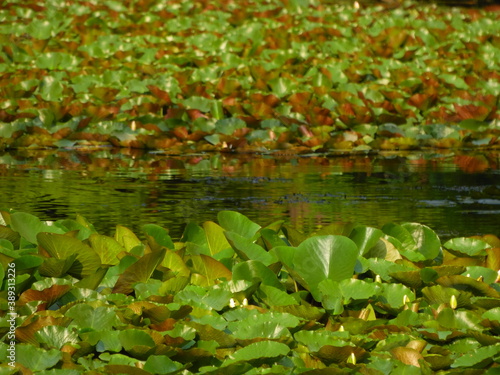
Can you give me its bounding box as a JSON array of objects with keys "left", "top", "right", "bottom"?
[
  {"left": 453, "top": 103, "right": 494, "bottom": 121},
  {"left": 147, "top": 85, "right": 172, "bottom": 104},
  {"left": 408, "top": 93, "right": 437, "bottom": 110},
  {"left": 18, "top": 284, "right": 71, "bottom": 308},
  {"left": 16, "top": 315, "right": 69, "bottom": 345}
]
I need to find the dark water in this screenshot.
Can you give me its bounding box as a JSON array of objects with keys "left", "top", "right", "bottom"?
[{"left": 1, "top": 148, "right": 499, "bottom": 241}]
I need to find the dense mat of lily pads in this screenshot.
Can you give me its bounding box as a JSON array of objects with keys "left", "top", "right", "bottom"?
[
  {"left": 0, "top": 210, "right": 499, "bottom": 374},
  {"left": 0, "top": 0, "right": 500, "bottom": 152}
]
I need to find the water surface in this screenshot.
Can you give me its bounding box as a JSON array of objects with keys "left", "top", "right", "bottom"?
[{"left": 1, "top": 148, "right": 498, "bottom": 240}]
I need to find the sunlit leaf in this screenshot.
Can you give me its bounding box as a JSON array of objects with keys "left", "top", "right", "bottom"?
[
  {"left": 218, "top": 211, "right": 261, "bottom": 239},
  {"left": 443, "top": 237, "right": 490, "bottom": 257},
  {"left": 232, "top": 260, "right": 283, "bottom": 290},
  {"left": 112, "top": 249, "right": 166, "bottom": 295},
  {"left": 66, "top": 304, "right": 120, "bottom": 330},
  {"left": 225, "top": 340, "right": 290, "bottom": 364},
  {"left": 10, "top": 212, "right": 64, "bottom": 245},
  {"left": 88, "top": 234, "right": 124, "bottom": 266},
  {"left": 35, "top": 325, "right": 79, "bottom": 349},
  {"left": 186, "top": 254, "right": 232, "bottom": 286},
  {"left": 15, "top": 344, "right": 62, "bottom": 372},
  {"left": 37, "top": 232, "right": 101, "bottom": 278}
]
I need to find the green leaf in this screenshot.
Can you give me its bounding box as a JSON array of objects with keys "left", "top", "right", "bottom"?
[
  {"left": 379, "top": 283, "right": 415, "bottom": 308},
  {"left": 294, "top": 330, "right": 350, "bottom": 352},
  {"left": 66, "top": 304, "right": 120, "bottom": 330},
  {"left": 215, "top": 118, "right": 246, "bottom": 136},
  {"left": 112, "top": 249, "right": 166, "bottom": 295},
  {"left": 233, "top": 320, "right": 290, "bottom": 340},
  {"left": 218, "top": 211, "right": 261, "bottom": 239},
  {"left": 143, "top": 355, "right": 183, "bottom": 374},
  {"left": 10, "top": 212, "right": 64, "bottom": 245},
  {"left": 275, "top": 235, "right": 358, "bottom": 297},
  {"left": 339, "top": 278, "right": 381, "bottom": 301},
  {"left": 35, "top": 52, "right": 81, "bottom": 70},
  {"left": 114, "top": 225, "right": 142, "bottom": 252},
  {"left": 437, "top": 308, "right": 483, "bottom": 331},
  {"left": 37, "top": 233, "right": 101, "bottom": 278},
  {"left": 440, "top": 74, "right": 469, "bottom": 90},
  {"left": 37, "top": 76, "right": 64, "bottom": 101},
  {"left": 226, "top": 341, "right": 290, "bottom": 363},
  {"left": 13, "top": 254, "right": 43, "bottom": 271},
  {"left": 444, "top": 237, "right": 490, "bottom": 257},
  {"left": 232, "top": 260, "right": 283, "bottom": 290},
  {"left": 451, "top": 343, "right": 500, "bottom": 368},
  {"left": 256, "top": 284, "right": 298, "bottom": 307},
  {"left": 119, "top": 329, "right": 155, "bottom": 351},
  {"left": 269, "top": 77, "right": 295, "bottom": 97},
  {"left": 186, "top": 254, "right": 232, "bottom": 286},
  {"left": 15, "top": 344, "right": 62, "bottom": 372},
  {"left": 35, "top": 325, "right": 79, "bottom": 349},
  {"left": 183, "top": 96, "right": 212, "bottom": 112},
  {"left": 483, "top": 307, "right": 500, "bottom": 323},
  {"left": 225, "top": 231, "right": 277, "bottom": 265},
  {"left": 350, "top": 226, "right": 383, "bottom": 256},
  {"left": 203, "top": 221, "right": 231, "bottom": 256},
  {"left": 143, "top": 224, "right": 175, "bottom": 250},
  {"left": 88, "top": 234, "right": 124, "bottom": 266},
  {"left": 383, "top": 222, "right": 441, "bottom": 261}
]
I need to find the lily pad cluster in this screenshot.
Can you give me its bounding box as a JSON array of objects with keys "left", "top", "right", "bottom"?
[
  {"left": 1, "top": 210, "right": 499, "bottom": 374},
  {"left": 0, "top": 0, "right": 499, "bottom": 152}
]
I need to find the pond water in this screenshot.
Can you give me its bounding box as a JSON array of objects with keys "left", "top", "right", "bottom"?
[{"left": 1, "top": 148, "right": 499, "bottom": 241}]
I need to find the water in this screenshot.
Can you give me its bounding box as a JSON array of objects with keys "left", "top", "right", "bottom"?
[{"left": 1, "top": 148, "right": 499, "bottom": 241}]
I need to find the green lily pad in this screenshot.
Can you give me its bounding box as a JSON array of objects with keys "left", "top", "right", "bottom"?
[
  {"left": 37, "top": 232, "right": 101, "bottom": 278},
  {"left": 451, "top": 343, "right": 500, "bottom": 368},
  {"left": 66, "top": 304, "right": 120, "bottom": 330},
  {"left": 273, "top": 235, "right": 358, "bottom": 298},
  {"left": 444, "top": 237, "right": 490, "bottom": 257},
  {"left": 232, "top": 260, "right": 283, "bottom": 290},
  {"left": 10, "top": 212, "right": 64, "bottom": 245},
  {"left": 218, "top": 211, "right": 261, "bottom": 239},
  {"left": 144, "top": 355, "right": 183, "bottom": 374},
  {"left": 225, "top": 340, "right": 290, "bottom": 364},
  {"left": 15, "top": 344, "right": 62, "bottom": 372},
  {"left": 112, "top": 249, "right": 166, "bottom": 295},
  {"left": 119, "top": 329, "right": 156, "bottom": 351}
]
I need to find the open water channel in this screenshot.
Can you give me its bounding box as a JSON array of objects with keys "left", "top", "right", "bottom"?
[{"left": 0, "top": 148, "right": 499, "bottom": 241}]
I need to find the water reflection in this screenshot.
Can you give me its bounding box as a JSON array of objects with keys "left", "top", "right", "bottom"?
[{"left": 0, "top": 148, "right": 498, "bottom": 240}]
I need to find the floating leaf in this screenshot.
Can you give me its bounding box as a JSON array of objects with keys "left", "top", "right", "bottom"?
[
  {"left": 88, "top": 234, "right": 124, "bottom": 266},
  {"left": 143, "top": 224, "right": 175, "bottom": 250},
  {"left": 436, "top": 275, "right": 499, "bottom": 298},
  {"left": 443, "top": 237, "right": 490, "bottom": 257},
  {"left": 112, "top": 249, "right": 166, "bottom": 295},
  {"left": 143, "top": 355, "right": 183, "bottom": 375},
  {"left": 35, "top": 325, "right": 79, "bottom": 349},
  {"left": 232, "top": 260, "right": 283, "bottom": 290},
  {"left": 218, "top": 211, "right": 261, "bottom": 239},
  {"left": 225, "top": 231, "right": 277, "bottom": 265},
  {"left": 274, "top": 235, "right": 358, "bottom": 298},
  {"left": 37, "top": 232, "right": 101, "bottom": 278},
  {"left": 203, "top": 221, "right": 231, "bottom": 256},
  {"left": 226, "top": 341, "right": 290, "bottom": 363},
  {"left": 115, "top": 225, "right": 142, "bottom": 252},
  {"left": 350, "top": 226, "right": 383, "bottom": 256},
  {"left": 66, "top": 304, "right": 120, "bottom": 330},
  {"left": 15, "top": 344, "right": 62, "bottom": 372},
  {"left": 379, "top": 283, "right": 415, "bottom": 309},
  {"left": 186, "top": 254, "right": 232, "bottom": 286},
  {"left": 10, "top": 212, "right": 64, "bottom": 245},
  {"left": 451, "top": 343, "right": 500, "bottom": 368},
  {"left": 383, "top": 222, "right": 441, "bottom": 261},
  {"left": 119, "top": 329, "right": 156, "bottom": 351}
]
